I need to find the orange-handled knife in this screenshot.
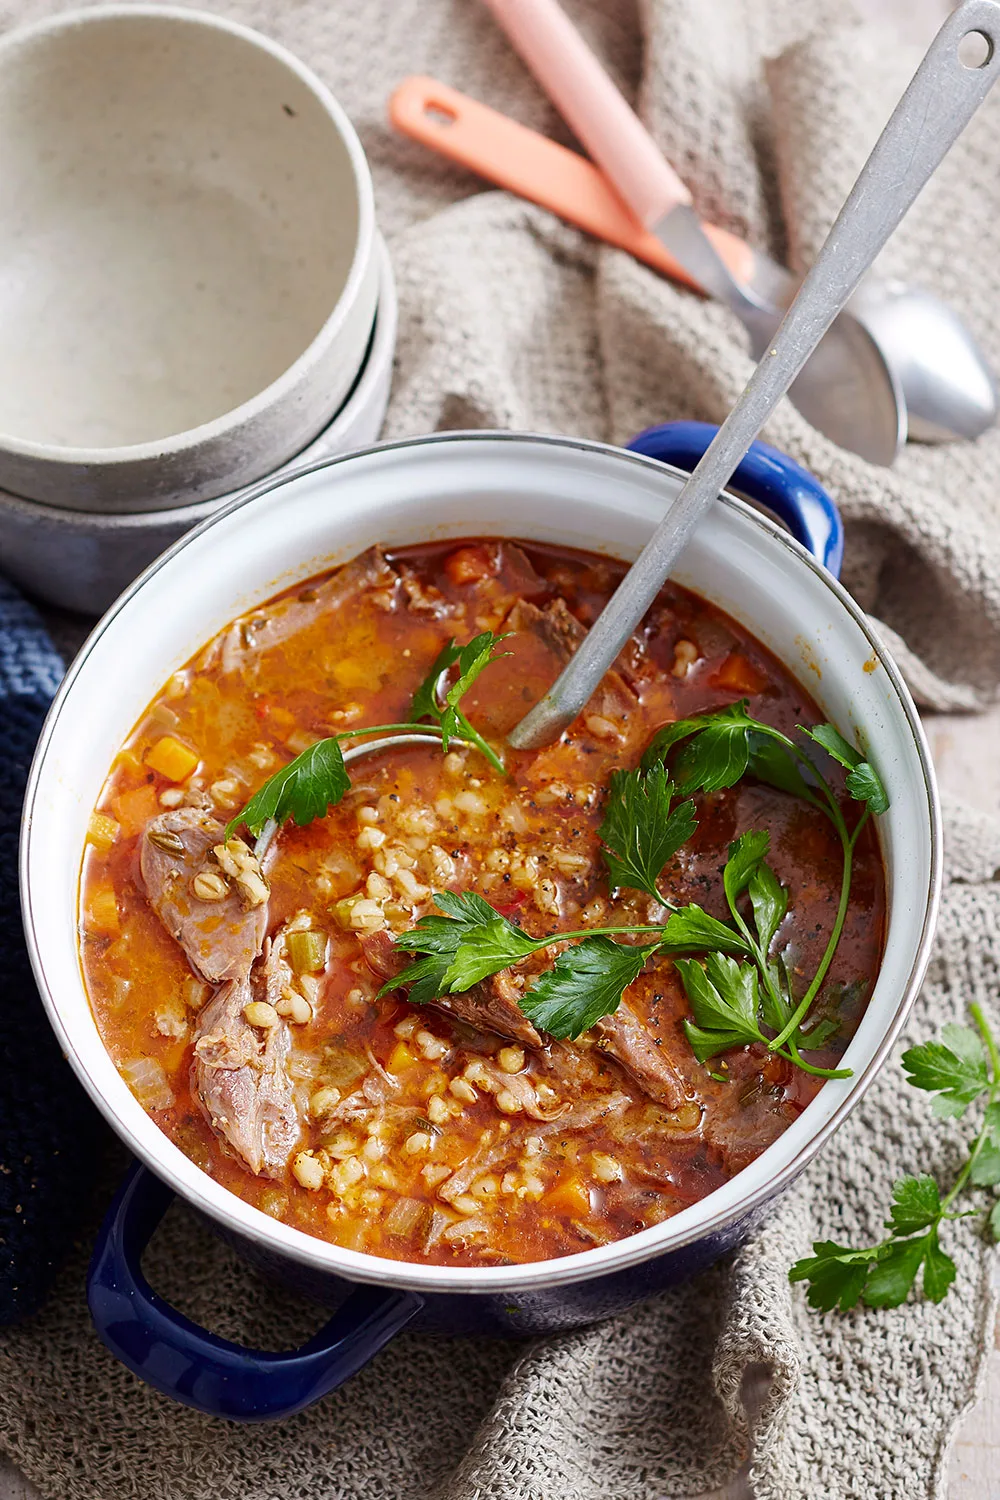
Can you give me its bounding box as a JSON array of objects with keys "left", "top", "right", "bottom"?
[{"left": 389, "top": 76, "right": 758, "bottom": 295}]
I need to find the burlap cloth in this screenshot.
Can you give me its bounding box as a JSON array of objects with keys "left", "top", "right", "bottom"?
[{"left": 1, "top": 0, "right": 999, "bottom": 1496}]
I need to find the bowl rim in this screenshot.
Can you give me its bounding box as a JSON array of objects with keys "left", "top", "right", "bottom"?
[
  {"left": 0, "top": 3, "right": 376, "bottom": 468},
  {"left": 0, "top": 234, "right": 397, "bottom": 530},
  {"left": 20, "top": 430, "right": 943, "bottom": 1293}
]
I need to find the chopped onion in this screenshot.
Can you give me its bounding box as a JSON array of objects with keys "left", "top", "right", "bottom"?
[
  {"left": 423, "top": 1209, "right": 451, "bottom": 1250},
  {"left": 321, "top": 1050, "right": 369, "bottom": 1089},
  {"left": 385, "top": 1197, "right": 431, "bottom": 1239},
  {"left": 442, "top": 1217, "right": 488, "bottom": 1241},
  {"left": 121, "top": 1056, "right": 174, "bottom": 1111}
]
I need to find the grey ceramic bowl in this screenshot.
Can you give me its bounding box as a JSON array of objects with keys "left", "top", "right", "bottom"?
[
  {"left": 0, "top": 6, "right": 378, "bottom": 513},
  {"left": 0, "top": 239, "right": 396, "bottom": 614}
]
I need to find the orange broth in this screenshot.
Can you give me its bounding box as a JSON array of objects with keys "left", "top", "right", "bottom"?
[{"left": 79, "top": 540, "right": 884, "bottom": 1266}]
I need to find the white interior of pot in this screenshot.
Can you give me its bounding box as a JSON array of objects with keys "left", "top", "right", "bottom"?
[
  {"left": 22, "top": 434, "right": 938, "bottom": 1294},
  {"left": 0, "top": 8, "right": 359, "bottom": 449}
]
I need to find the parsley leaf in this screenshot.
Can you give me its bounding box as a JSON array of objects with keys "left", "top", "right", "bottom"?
[
  {"left": 409, "top": 630, "right": 510, "bottom": 774},
  {"left": 382, "top": 952, "right": 453, "bottom": 1006},
  {"left": 788, "top": 1241, "right": 877, "bottom": 1312},
  {"left": 747, "top": 731, "right": 815, "bottom": 799},
  {"left": 845, "top": 762, "right": 889, "bottom": 816},
  {"left": 408, "top": 639, "right": 462, "bottom": 724},
  {"left": 642, "top": 701, "right": 755, "bottom": 794},
  {"left": 723, "top": 830, "right": 770, "bottom": 908},
  {"left": 799, "top": 723, "right": 888, "bottom": 815},
  {"left": 440, "top": 921, "right": 537, "bottom": 992},
  {"left": 442, "top": 634, "right": 511, "bottom": 728},
  {"left": 520, "top": 938, "right": 659, "bottom": 1039},
  {"left": 969, "top": 1142, "right": 1000, "bottom": 1187},
  {"left": 598, "top": 763, "right": 697, "bottom": 901},
  {"left": 673, "top": 702, "right": 756, "bottom": 794},
  {"left": 885, "top": 1176, "right": 942, "bottom": 1235},
  {"left": 229, "top": 631, "right": 510, "bottom": 840},
  {"left": 921, "top": 1232, "right": 958, "bottom": 1303},
  {"left": 228, "top": 737, "right": 349, "bottom": 839},
  {"left": 790, "top": 1003, "right": 999, "bottom": 1315},
  {"left": 678, "top": 952, "right": 764, "bottom": 1060},
  {"left": 749, "top": 862, "right": 788, "bottom": 953},
  {"left": 393, "top": 890, "right": 497, "bottom": 955},
  {"left": 800, "top": 722, "right": 863, "bottom": 770},
  {"left": 658, "top": 904, "right": 750, "bottom": 955},
  {"left": 384, "top": 890, "right": 536, "bottom": 1001},
  {"left": 968, "top": 1100, "right": 1000, "bottom": 1186},
  {"left": 862, "top": 1235, "right": 933, "bottom": 1308},
  {"left": 901, "top": 1024, "right": 989, "bottom": 1114}
]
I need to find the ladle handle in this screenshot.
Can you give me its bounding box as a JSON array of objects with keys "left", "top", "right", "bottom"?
[{"left": 510, "top": 0, "right": 1000, "bottom": 748}]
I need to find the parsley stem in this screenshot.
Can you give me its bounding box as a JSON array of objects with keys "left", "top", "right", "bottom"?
[
  {"left": 779, "top": 1036, "right": 852, "bottom": 1080},
  {"left": 336, "top": 722, "right": 448, "bottom": 742},
  {"left": 769, "top": 806, "right": 867, "bottom": 1053},
  {"left": 940, "top": 1003, "right": 1000, "bottom": 1213},
  {"left": 528, "top": 924, "right": 671, "bottom": 948},
  {"left": 336, "top": 719, "right": 506, "bottom": 777}
]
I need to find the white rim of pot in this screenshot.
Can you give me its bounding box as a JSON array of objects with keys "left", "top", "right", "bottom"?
[{"left": 20, "top": 431, "right": 943, "bottom": 1294}]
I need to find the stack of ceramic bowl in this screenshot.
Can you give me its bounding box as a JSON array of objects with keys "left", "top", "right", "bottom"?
[{"left": 0, "top": 6, "right": 397, "bottom": 615}]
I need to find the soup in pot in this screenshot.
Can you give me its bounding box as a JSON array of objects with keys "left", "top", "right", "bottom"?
[{"left": 80, "top": 540, "right": 886, "bottom": 1266}]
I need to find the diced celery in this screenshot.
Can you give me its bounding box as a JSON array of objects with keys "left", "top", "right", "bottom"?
[{"left": 287, "top": 929, "right": 326, "bottom": 974}]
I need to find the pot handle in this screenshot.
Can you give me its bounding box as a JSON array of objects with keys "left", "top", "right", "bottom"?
[
  {"left": 87, "top": 1161, "right": 423, "bottom": 1422},
  {"left": 626, "top": 420, "right": 844, "bottom": 579}
]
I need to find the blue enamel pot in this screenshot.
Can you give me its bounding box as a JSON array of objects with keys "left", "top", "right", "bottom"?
[{"left": 20, "top": 424, "right": 940, "bottom": 1421}]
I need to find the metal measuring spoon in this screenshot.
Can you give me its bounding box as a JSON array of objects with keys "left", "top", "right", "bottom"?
[{"left": 509, "top": 0, "right": 1000, "bottom": 751}]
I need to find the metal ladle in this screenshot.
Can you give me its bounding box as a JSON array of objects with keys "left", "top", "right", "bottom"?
[{"left": 509, "top": 0, "right": 1000, "bottom": 751}]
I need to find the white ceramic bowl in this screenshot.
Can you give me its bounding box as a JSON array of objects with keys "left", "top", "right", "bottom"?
[
  {"left": 22, "top": 432, "right": 941, "bottom": 1305},
  {"left": 0, "top": 5, "right": 378, "bottom": 512},
  {"left": 0, "top": 237, "right": 396, "bottom": 615}
]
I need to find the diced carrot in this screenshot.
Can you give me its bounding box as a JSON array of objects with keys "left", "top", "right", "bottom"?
[
  {"left": 545, "top": 1175, "right": 593, "bottom": 1219},
  {"left": 86, "top": 884, "right": 120, "bottom": 936},
  {"left": 145, "top": 735, "right": 199, "bottom": 781},
  {"left": 713, "top": 652, "right": 769, "bottom": 695},
  {"left": 111, "top": 783, "right": 160, "bottom": 836},
  {"left": 333, "top": 658, "right": 370, "bottom": 689},
  {"left": 387, "top": 1041, "right": 417, "bottom": 1075},
  {"left": 114, "top": 746, "right": 144, "bottom": 774},
  {"left": 266, "top": 706, "right": 296, "bottom": 731},
  {"left": 443, "top": 545, "right": 495, "bottom": 586},
  {"left": 86, "top": 812, "right": 120, "bottom": 854}
]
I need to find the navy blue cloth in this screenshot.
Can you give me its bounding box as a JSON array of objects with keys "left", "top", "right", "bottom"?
[{"left": 0, "top": 578, "right": 104, "bottom": 1323}]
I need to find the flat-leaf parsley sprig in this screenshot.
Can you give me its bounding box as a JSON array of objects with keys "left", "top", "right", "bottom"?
[
  {"left": 382, "top": 704, "right": 888, "bottom": 1081},
  {"left": 635, "top": 701, "right": 887, "bottom": 1070},
  {"left": 381, "top": 889, "right": 672, "bottom": 1040},
  {"left": 227, "top": 630, "right": 509, "bottom": 843},
  {"left": 408, "top": 632, "right": 512, "bottom": 776},
  {"left": 790, "top": 1005, "right": 1000, "bottom": 1311}
]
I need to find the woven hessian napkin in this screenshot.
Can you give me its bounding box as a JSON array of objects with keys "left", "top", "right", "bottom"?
[{"left": 1, "top": 1, "right": 998, "bottom": 1497}]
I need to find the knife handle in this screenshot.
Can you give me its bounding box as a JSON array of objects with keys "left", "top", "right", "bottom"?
[
  {"left": 480, "top": 0, "right": 687, "bottom": 228},
  {"left": 389, "top": 77, "right": 755, "bottom": 292}
]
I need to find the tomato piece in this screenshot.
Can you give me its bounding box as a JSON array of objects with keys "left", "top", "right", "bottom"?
[
  {"left": 444, "top": 545, "right": 496, "bottom": 586},
  {"left": 712, "top": 652, "right": 770, "bottom": 695}
]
